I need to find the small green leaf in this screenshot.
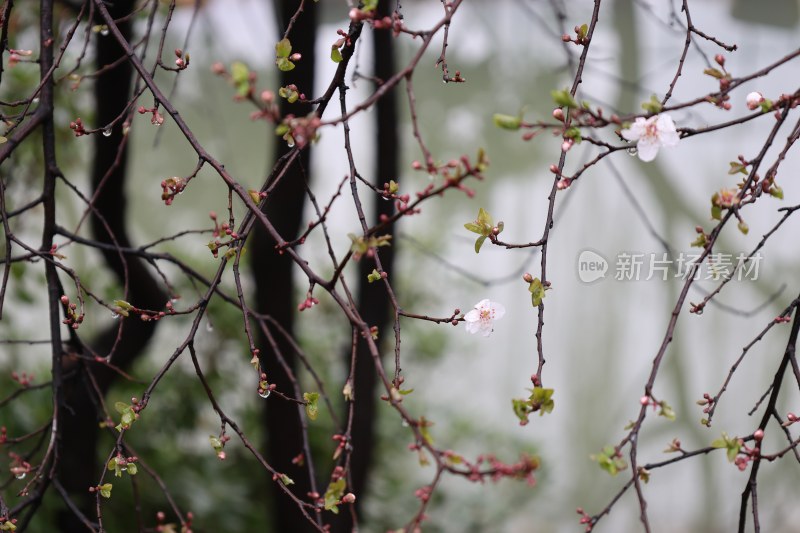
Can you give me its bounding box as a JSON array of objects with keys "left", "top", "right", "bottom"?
[
  {"left": 710, "top": 205, "right": 722, "bottom": 221},
  {"left": 367, "top": 269, "right": 382, "bottom": 283},
  {"left": 578, "top": 23, "right": 588, "bottom": 39},
  {"left": 492, "top": 113, "right": 522, "bottom": 130},
  {"left": 231, "top": 61, "right": 249, "bottom": 84},
  {"left": 324, "top": 478, "right": 346, "bottom": 513},
  {"left": 512, "top": 398, "right": 532, "bottom": 424},
  {"left": 737, "top": 221, "right": 749, "bottom": 235},
  {"left": 114, "top": 401, "right": 129, "bottom": 414},
  {"left": 362, "top": 0, "right": 378, "bottom": 11},
  {"left": 728, "top": 161, "right": 747, "bottom": 175},
  {"left": 690, "top": 233, "right": 707, "bottom": 248},
  {"left": 658, "top": 400, "right": 676, "bottom": 421},
  {"left": 770, "top": 185, "right": 784, "bottom": 200},
  {"left": 551, "top": 89, "right": 578, "bottom": 109},
  {"left": 528, "top": 278, "right": 545, "bottom": 307},
  {"left": 388, "top": 180, "right": 399, "bottom": 194},
  {"left": 126, "top": 463, "right": 138, "bottom": 476},
  {"left": 276, "top": 57, "right": 295, "bottom": 72},
  {"left": 529, "top": 387, "right": 555, "bottom": 415},
  {"left": 280, "top": 474, "right": 294, "bottom": 486},
  {"left": 474, "top": 235, "right": 487, "bottom": 254},
  {"left": 592, "top": 446, "right": 627, "bottom": 476},
  {"left": 641, "top": 94, "right": 663, "bottom": 114},
  {"left": 703, "top": 68, "right": 725, "bottom": 79},
  {"left": 331, "top": 46, "right": 343, "bottom": 63},
  {"left": 464, "top": 222, "right": 482, "bottom": 234},
  {"left": 99, "top": 483, "right": 113, "bottom": 499},
  {"left": 477, "top": 207, "right": 492, "bottom": 226},
  {"left": 275, "top": 38, "right": 292, "bottom": 58},
  {"left": 304, "top": 392, "right": 320, "bottom": 421},
  {"left": 564, "top": 126, "right": 582, "bottom": 143}
]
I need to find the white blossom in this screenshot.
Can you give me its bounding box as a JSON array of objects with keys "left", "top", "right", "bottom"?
[
  {"left": 746, "top": 91, "right": 764, "bottom": 110},
  {"left": 621, "top": 114, "right": 680, "bottom": 162},
  {"left": 464, "top": 299, "right": 505, "bottom": 337}
]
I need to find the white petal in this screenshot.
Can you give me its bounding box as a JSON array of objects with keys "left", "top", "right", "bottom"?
[
  {"left": 620, "top": 118, "right": 645, "bottom": 141},
  {"left": 465, "top": 320, "right": 481, "bottom": 334},
  {"left": 491, "top": 302, "right": 506, "bottom": 320},
  {"left": 473, "top": 298, "right": 490, "bottom": 310},
  {"left": 636, "top": 139, "right": 660, "bottom": 162},
  {"left": 464, "top": 309, "right": 480, "bottom": 322}
]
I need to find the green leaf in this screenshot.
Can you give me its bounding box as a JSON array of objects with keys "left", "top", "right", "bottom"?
[
  {"left": 362, "top": 0, "right": 378, "bottom": 11},
  {"left": 690, "top": 233, "right": 707, "bottom": 248},
  {"left": 528, "top": 278, "right": 545, "bottom": 307},
  {"left": 737, "top": 221, "right": 749, "bottom": 235},
  {"left": 592, "top": 446, "right": 627, "bottom": 476},
  {"left": 703, "top": 67, "right": 725, "bottom": 79},
  {"left": 492, "top": 113, "right": 522, "bottom": 130},
  {"left": 641, "top": 94, "right": 663, "bottom": 114},
  {"left": 658, "top": 400, "right": 676, "bottom": 421},
  {"left": 367, "top": 269, "right": 382, "bottom": 283},
  {"left": 276, "top": 57, "right": 295, "bottom": 72},
  {"left": 529, "top": 387, "right": 555, "bottom": 415},
  {"left": 578, "top": 23, "right": 588, "bottom": 39},
  {"left": 304, "top": 392, "right": 320, "bottom": 421},
  {"left": 770, "top": 185, "right": 784, "bottom": 200},
  {"left": 564, "top": 126, "right": 582, "bottom": 143},
  {"left": 464, "top": 222, "right": 482, "bottom": 234},
  {"left": 512, "top": 398, "right": 532, "bottom": 424},
  {"left": 388, "top": 180, "right": 399, "bottom": 194},
  {"left": 324, "top": 478, "right": 346, "bottom": 513},
  {"left": 331, "top": 46, "right": 343, "bottom": 63},
  {"left": 114, "top": 401, "right": 129, "bottom": 414},
  {"left": 710, "top": 205, "right": 722, "bottom": 221},
  {"left": 728, "top": 161, "right": 747, "bottom": 175},
  {"left": 551, "top": 89, "right": 578, "bottom": 109},
  {"left": 126, "top": 463, "right": 138, "bottom": 476},
  {"left": 231, "top": 61, "right": 249, "bottom": 85},
  {"left": 477, "top": 207, "right": 492, "bottom": 226},
  {"left": 711, "top": 432, "right": 741, "bottom": 462},
  {"left": 99, "top": 483, "right": 113, "bottom": 499},
  {"left": 474, "top": 235, "right": 487, "bottom": 254},
  {"left": 230, "top": 61, "right": 251, "bottom": 97},
  {"left": 280, "top": 474, "right": 294, "bottom": 486},
  {"left": 275, "top": 38, "right": 292, "bottom": 58}
]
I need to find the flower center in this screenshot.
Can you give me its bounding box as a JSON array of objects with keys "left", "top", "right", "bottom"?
[
  {"left": 644, "top": 121, "right": 659, "bottom": 139},
  {"left": 480, "top": 308, "right": 492, "bottom": 322}
]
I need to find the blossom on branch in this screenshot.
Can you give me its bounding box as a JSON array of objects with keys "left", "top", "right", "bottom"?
[
  {"left": 464, "top": 299, "right": 505, "bottom": 337},
  {"left": 621, "top": 114, "right": 680, "bottom": 162}
]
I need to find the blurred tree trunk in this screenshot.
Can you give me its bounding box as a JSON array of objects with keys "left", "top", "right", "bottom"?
[
  {"left": 58, "top": 1, "right": 168, "bottom": 529},
  {"left": 252, "top": 2, "right": 318, "bottom": 532},
  {"left": 331, "top": 0, "right": 398, "bottom": 530}
]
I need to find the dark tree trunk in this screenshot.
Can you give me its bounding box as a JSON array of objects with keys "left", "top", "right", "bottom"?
[
  {"left": 58, "top": 3, "right": 168, "bottom": 530},
  {"left": 252, "top": 2, "right": 318, "bottom": 532},
  {"left": 332, "top": 1, "right": 398, "bottom": 531}
]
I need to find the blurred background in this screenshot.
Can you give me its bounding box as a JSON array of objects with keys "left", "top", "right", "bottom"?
[{"left": 2, "top": 0, "right": 800, "bottom": 531}]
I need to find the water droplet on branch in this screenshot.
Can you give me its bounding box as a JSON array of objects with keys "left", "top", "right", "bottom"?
[{"left": 103, "top": 128, "right": 112, "bottom": 137}]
